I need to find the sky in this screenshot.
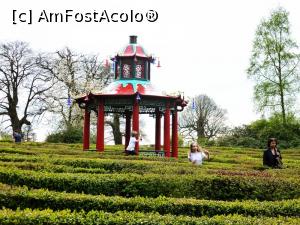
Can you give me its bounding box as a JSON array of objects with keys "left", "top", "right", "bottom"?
[{"left": 1, "top": 0, "right": 300, "bottom": 142}]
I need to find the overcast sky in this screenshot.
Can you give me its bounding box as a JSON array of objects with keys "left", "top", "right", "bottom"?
[{"left": 1, "top": 0, "right": 300, "bottom": 142}]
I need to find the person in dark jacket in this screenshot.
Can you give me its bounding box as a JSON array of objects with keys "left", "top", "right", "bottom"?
[
  {"left": 263, "top": 138, "right": 282, "bottom": 168},
  {"left": 13, "top": 131, "right": 22, "bottom": 143}
]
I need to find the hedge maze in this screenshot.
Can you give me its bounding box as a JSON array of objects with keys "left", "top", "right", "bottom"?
[{"left": 0, "top": 142, "right": 299, "bottom": 224}]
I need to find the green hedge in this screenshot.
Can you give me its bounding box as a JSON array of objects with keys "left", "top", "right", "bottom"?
[
  {"left": 0, "top": 208, "right": 299, "bottom": 225},
  {"left": 0, "top": 154, "right": 213, "bottom": 176},
  {"left": 0, "top": 148, "right": 36, "bottom": 155},
  {"left": 46, "top": 128, "right": 83, "bottom": 143},
  {"left": 1, "top": 154, "right": 299, "bottom": 180},
  {"left": 0, "top": 184, "right": 299, "bottom": 217},
  {"left": 0, "top": 167, "right": 299, "bottom": 200},
  {"left": 0, "top": 162, "right": 109, "bottom": 174}
]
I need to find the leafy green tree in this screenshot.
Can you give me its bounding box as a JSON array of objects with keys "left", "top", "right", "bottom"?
[
  {"left": 247, "top": 7, "right": 300, "bottom": 124},
  {"left": 217, "top": 114, "right": 300, "bottom": 148}
]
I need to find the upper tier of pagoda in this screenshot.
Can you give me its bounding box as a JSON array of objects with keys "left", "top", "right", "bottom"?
[{"left": 96, "top": 35, "right": 165, "bottom": 96}]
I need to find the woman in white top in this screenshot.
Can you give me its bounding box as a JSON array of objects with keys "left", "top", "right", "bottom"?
[{"left": 188, "top": 142, "right": 210, "bottom": 165}]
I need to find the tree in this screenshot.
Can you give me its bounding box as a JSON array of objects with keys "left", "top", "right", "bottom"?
[
  {"left": 38, "top": 47, "right": 112, "bottom": 130},
  {"left": 179, "top": 94, "right": 227, "bottom": 142},
  {"left": 247, "top": 7, "right": 300, "bottom": 124},
  {"left": 0, "top": 41, "right": 52, "bottom": 133},
  {"left": 105, "top": 114, "right": 123, "bottom": 144},
  {"left": 216, "top": 113, "right": 300, "bottom": 148}
]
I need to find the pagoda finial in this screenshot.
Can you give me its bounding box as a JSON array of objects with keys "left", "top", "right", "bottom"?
[{"left": 129, "top": 35, "right": 137, "bottom": 44}]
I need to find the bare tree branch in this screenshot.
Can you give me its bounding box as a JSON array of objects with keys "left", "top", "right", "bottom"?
[
  {"left": 0, "top": 41, "right": 52, "bottom": 132},
  {"left": 179, "top": 95, "right": 227, "bottom": 142},
  {"left": 37, "top": 47, "right": 113, "bottom": 133}
]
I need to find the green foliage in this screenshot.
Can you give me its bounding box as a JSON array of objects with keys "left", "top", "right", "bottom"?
[
  {"left": 0, "top": 142, "right": 299, "bottom": 223},
  {"left": 0, "top": 183, "right": 299, "bottom": 217},
  {"left": 46, "top": 127, "right": 83, "bottom": 143},
  {"left": 247, "top": 7, "right": 300, "bottom": 122},
  {"left": 0, "top": 167, "right": 299, "bottom": 200},
  {"left": 0, "top": 132, "right": 13, "bottom": 143},
  {"left": 217, "top": 114, "right": 300, "bottom": 148},
  {"left": 0, "top": 208, "right": 299, "bottom": 225},
  {"left": 178, "top": 134, "right": 184, "bottom": 147},
  {"left": 0, "top": 139, "right": 13, "bottom": 143}
]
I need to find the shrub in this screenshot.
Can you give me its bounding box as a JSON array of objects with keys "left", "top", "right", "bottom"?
[
  {"left": 0, "top": 167, "right": 299, "bottom": 201},
  {"left": 46, "top": 127, "right": 82, "bottom": 143},
  {"left": 0, "top": 132, "right": 13, "bottom": 143},
  {"left": 0, "top": 208, "right": 299, "bottom": 225},
  {"left": 216, "top": 114, "right": 300, "bottom": 148},
  {"left": 1, "top": 184, "right": 299, "bottom": 217}
]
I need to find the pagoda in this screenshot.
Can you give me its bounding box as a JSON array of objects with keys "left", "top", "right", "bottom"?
[{"left": 75, "top": 36, "right": 187, "bottom": 158}]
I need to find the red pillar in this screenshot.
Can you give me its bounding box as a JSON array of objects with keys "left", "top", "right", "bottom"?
[
  {"left": 155, "top": 110, "right": 161, "bottom": 151},
  {"left": 125, "top": 111, "right": 131, "bottom": 150},
  {"left": 132, "top": 99, "right": 139, "bottom": 154},
  {"left": 172, "top": 110, "right": 178, "bottom": 158},
  {"left": 96, "top": 99, "right": 104, "bottom": 152},
  {"left": 164, "top": 103, "right": 170, "bottom": 157},
  {"left": 83, "top": 108, "right": 90, "bottom": 151}
]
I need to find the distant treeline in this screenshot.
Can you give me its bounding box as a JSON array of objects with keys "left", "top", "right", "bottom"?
[{"left": 207, "top": 114, "right": 300, "bottom": 149}]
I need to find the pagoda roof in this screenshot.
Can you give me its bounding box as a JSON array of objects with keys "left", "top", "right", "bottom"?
[
  {"left": 99, "top": 80, "right": 163, "bottom": 95},
  {"left": 75, "top": 79, "right": 188, "bottom": 111},
  {"left": 76, "top": 80, "right": 178, "bottom": 100},
  {"left": 117, "top": 44, "right": 151, "bottom": 58},
  {"left": 116, "top": 35, "right": 152, "bottom": 58}
]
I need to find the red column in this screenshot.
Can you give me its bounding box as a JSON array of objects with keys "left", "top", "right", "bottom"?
[
  {"left": 96, "top": 99, "right": 104, "bottom": 152},
  {"left": 164, "top": 103, "right": 170, "bottom": 157},
  {"left": 132, "top": 99, "right": 139, "bottom": 154},
  {"left": 125, "top": 111, "right": 131, "bottom": 150},
  {"left": 83, "top": 108, "right": 90, "bottom": 151},
  {"left": 155, "top": 110, "right": 161, "bottom": 151},
  {"left": 172, "top": 110, "right": 178, "bottom": 158}
]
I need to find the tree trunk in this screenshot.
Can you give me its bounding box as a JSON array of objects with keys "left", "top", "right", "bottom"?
[
  {"left": 11, "top": 119, "right": 22, "bottom": 133},
  {"left": 279, "top": 89, "right": 286, "bottom": 125},
  {"left": 9, "top": 106, "right": 22, "bottom": 132},
  {"left": 112, "top": 114, "right": 122, "bottom": 144},
  {"left": 197, "top": 118, "right": 206, "bottom": 140},
  {"left": 278, "top": 65, "right": 286, "bottom": 125}
]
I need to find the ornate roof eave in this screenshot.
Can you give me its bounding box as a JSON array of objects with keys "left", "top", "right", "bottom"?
[
  {"left": 75, "top": 92, "right": 182, "bottom": 102},
  {"left": 113, "top": 54, "right": 153, "bottom": 60},
  {"left": 75, "top": 92, "right": 188, "bottom": 112}
]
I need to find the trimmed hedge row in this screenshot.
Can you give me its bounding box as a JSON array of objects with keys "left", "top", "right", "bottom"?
[
  {"left": 0, "top": 155, "right": 215, "bottom": 176},
  {"left": 2, "top": 149, "right": 300, "bottom": 173},
  {"left": 0, "top": 155, "right": 40, "bottom": 163},
  {"left": 0, "top": 208, "right": 299, "bottom": 225},
  {"left": 0, "top": 155, "right": 197, "bottom": 176},
  {"left": 0, "top": 167, "right": 299, "bottom": 200},
  {"left": 0, "top": 162, "right": 108, "bottom": 174},
  {"left": 0, "top": 148, "right": 36, "bottom": 155},
  {"left": 0, "top": 154, "right": 284, "bottom": 177},
  {"left": 1, "top": 154, "right": 300, "bottom": 183},
  {"left": 0, "top": 184, "right": 300, "bottom": 217},
  {"left": 0, "top": 153, "right": 185, "bottom": 169}
]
